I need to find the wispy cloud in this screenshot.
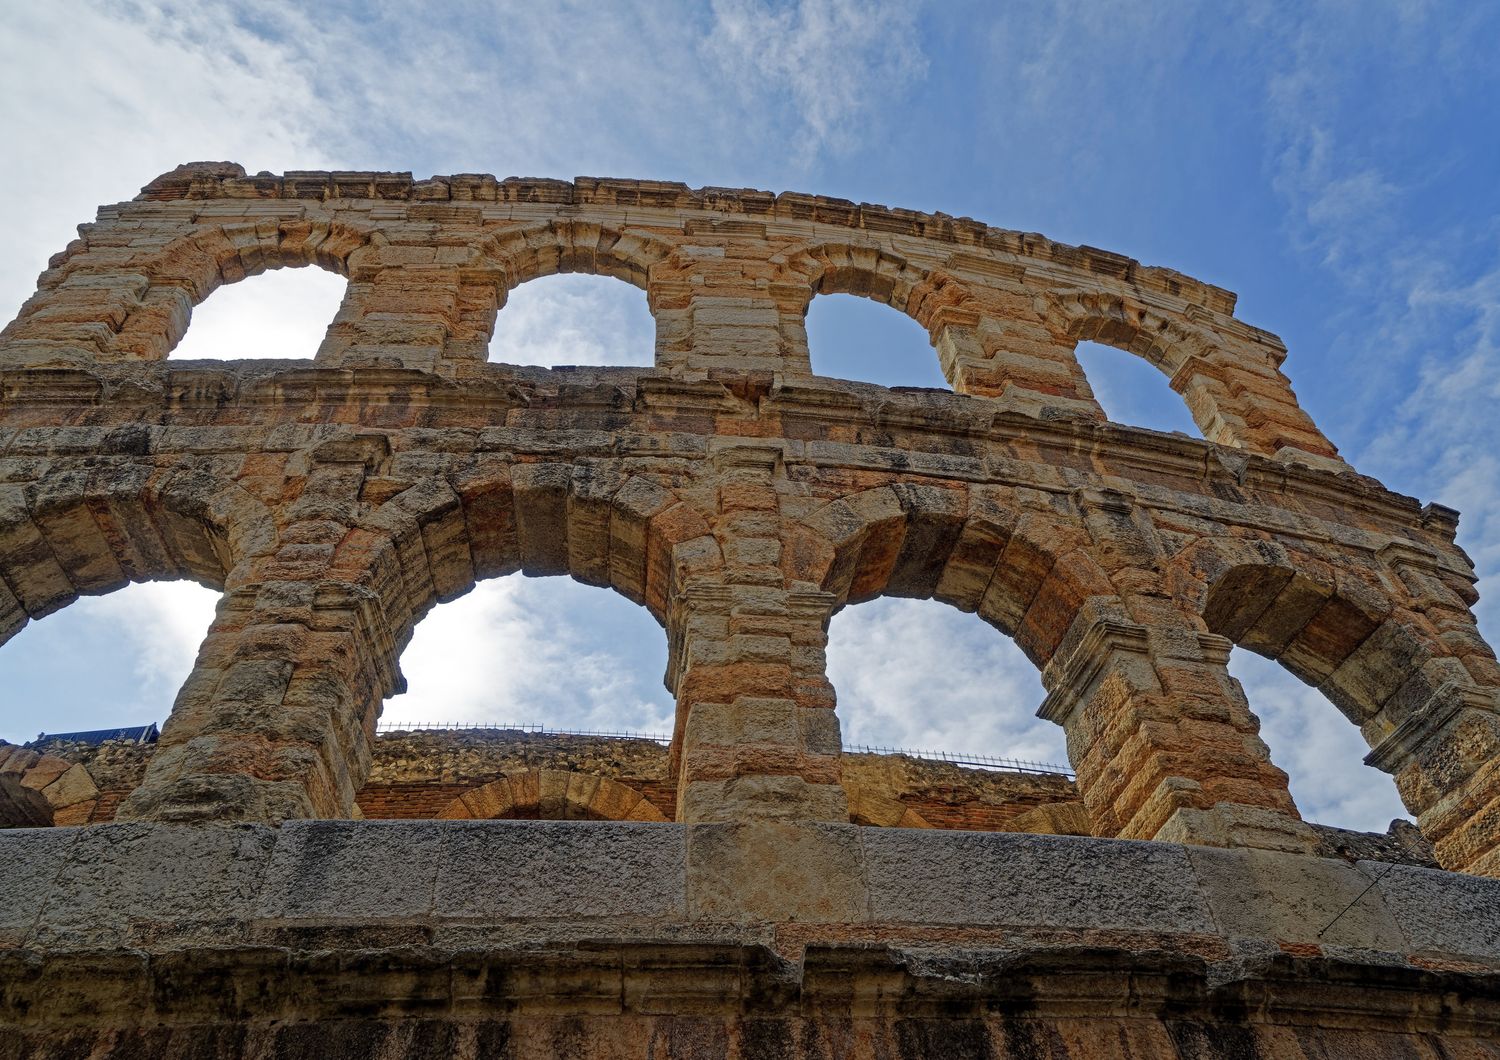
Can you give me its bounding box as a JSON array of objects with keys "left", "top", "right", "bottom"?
[
  {"left": 383, "top": 577, "right": 675, "bottom": 735},
  {"left": 827, "top": 597, "right": 1067, "bottom": 767},
  {"left": 702, "top": 0, "right": 927, "bottom": 164},
  {"left": 1258, "top": 4, "right": 1500, "bottom": 635},
  {"left": 488, "top": 275, "right": 656, "bottom": 369}
]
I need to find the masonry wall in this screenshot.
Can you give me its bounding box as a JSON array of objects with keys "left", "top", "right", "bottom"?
[{"left": 1, "top": 164, "right": 1497, "bottom": 1056}]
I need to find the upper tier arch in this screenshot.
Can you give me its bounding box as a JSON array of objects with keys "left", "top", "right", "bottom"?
[{"left": 0, "top": 162, "right": 1339, "bottom": 462}]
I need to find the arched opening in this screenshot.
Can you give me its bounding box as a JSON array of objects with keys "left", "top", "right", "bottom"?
[
  {"left": 827, "top": 596, "right": 1058, "bottom": 759},
  {"left": 436, "top": 770, "right": 669, "bottom": 822},
  {"left": 382, "top": 573, "right": 674, "bottom": 735},
  {"left": 1197, "top": 552, "right": 1433, "bottom": 843},
  {"left": 0, "top": 581, "right": 219, "bottom": 825},
  {"left": 487, "top": 273, "right": 655, "bottom": 368},
  {"left": 805, "top": 292, "right": 947, "bottom": 389},
  {"left": 826, "top": 596, "right": 1080, "bottom": 833},
  {"left": 1074, "top": 340, "right": 1199, "bottom": 435},
  {"left": 169, "top": 265, "right": 348, "bottom": 360},
  {"left": 1228, "top": 647, "right": 1406, "bottom": 833}
]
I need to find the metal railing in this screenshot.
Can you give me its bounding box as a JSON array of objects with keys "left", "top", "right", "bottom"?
[
  {"left": 845, "top": 744, "right": 1074, "bottom": 779},
  {"left": 375, "top": 722, "right": 1075, "bottom": 778},
  {"left": 376, "top": 721, "right": 672, "bottom": 744}
]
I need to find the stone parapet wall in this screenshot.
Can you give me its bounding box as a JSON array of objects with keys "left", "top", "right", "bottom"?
[{"left": 1, "top": 821, "right": 1496, "bottom": 1056}]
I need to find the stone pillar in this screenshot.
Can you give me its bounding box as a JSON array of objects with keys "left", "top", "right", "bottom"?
[
  {"left": 118, "top": 459, "right": 400, "bottom": 824},
  {"left": 654, "top": 250, "right": 811, "bottom": 377},
  {"left": 670, "top": 442, "right": 846, "bottom": 823},
  {"left": 1040, "top": 614, "right": 1318, "bottom": 853},
  {"left": 943, "top": 309, "right": 1105, "bottom": 421},
  {"left": 317, "top": 262, "right": 466, "bottom": 374},
  {"left": 116, "top": 572, "right": 396, "bottom": 824}
]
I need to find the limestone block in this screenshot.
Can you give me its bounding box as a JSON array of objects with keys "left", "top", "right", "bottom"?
[
  {"left": 863, "top": 829, "right": 1215, "bottom": 932},
  {"left": 686, "top": 821, "right": 866, "bottom": 923},
  {"left": 433, "top": 820, "right": 686, "bottom": 920}
]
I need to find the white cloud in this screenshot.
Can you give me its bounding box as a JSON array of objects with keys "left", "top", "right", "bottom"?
[
  {"left": 488, "top": 274, "right": 656, "bottom": 368},
  {"left": 171, "top": 267, "right": 349, "bottom": 361},
  {"left": 1230, "top": 649, "right": 1407, "bottom": 832},
  {"left": 383, "top": 577, "right": 675, "bottom": 736},
  {"left": 0, "top": 1, "right": 334, "bottom": 320},
  {"left": 0, "top": 581, "right": 218, "bottom": 743},
  {"left": 826, "top": 597, "right": 1068, "bottom": 768}
]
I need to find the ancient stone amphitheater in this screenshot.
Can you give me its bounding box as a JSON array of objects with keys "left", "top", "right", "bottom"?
[{"left": 2, "top": 162, "right": 1499, "bottom": 1056}]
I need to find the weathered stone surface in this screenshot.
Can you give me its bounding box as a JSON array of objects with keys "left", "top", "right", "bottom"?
[
  {"left": 27, "top": 822, "right": 275, "bottom": 949},
  {"left": 2, "top": 165, "right": 1498, "bottom": 1053},
  {"left": 1369, "top": 861, "right": 1500, "bottom": 960},
  {"left": 863, "top": 829, "right": 1215, "bottom": 932},
  {"left": 433, "top": 819, "right": 686, "bottom": 920}
]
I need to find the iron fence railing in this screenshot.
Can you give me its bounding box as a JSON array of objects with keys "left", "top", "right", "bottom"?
[
  {"left": 844, "top": 744, "right": 1074, "bottom": 779},
  {"left": 375, "top": 722, "right": 1075, "bottom": 778},
  {"left": 376, "top": 721, "right": 672, "bottom": 744}
]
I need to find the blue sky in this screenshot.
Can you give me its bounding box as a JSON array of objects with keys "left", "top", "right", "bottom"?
[{"left": 1, "top": 1, "right": 1496, "bottom": 833}]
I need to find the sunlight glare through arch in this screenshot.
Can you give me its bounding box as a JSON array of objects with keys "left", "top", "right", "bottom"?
[
  {"left": 384, "top": 576, "right": 674, "bottom": 734},
  {"left": 170, "top": 266, "right": 347, "bottom": 360}
]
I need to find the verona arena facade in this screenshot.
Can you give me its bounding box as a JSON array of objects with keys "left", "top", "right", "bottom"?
[{"left": 2, "top": 163, "right": 1500, "bottom": 1056}]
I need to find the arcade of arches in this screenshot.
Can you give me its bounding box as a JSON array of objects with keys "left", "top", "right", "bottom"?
[{"left": 1, "top": 164, "right": 1495, "bottom": 878}]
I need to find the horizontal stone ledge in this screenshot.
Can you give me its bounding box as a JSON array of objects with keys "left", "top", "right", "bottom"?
[
  {"left": 4, "top": 821, "right": 1500, "bottom": 968},
  {"left": 3, "top": 934, "right": 1500, "bottom": 1035}
]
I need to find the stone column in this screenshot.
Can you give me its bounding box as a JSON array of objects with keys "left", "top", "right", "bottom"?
[
  {"left": 942, "top": 309, "right": 1105, "bottom": 421},
  {"left": 317, "top": 262, "right": 466, "bottom": 375},
  {"left": 669, "top": 442, "right": 846, "bottom": 823},
  {"left": 1040, "top": 614, "right": 1318, "bottom": 853},
  {"left": 653, "top": 249, "right": 810, "bottom": 377},
  {"left": 118, "top": 459, "right": 401, "bottom": 824}
]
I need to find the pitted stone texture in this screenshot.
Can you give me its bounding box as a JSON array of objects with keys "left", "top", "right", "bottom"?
[
  {"left": 256, "top": 819, "right": 447, "bottom": 921},
  {"left": 433, "top": 820, "right": 686, "bottom": 920},
  {"left": 862, "top": 829, "right": 1215, "bottom": 933},
  {"left": 1369, "top": 861, "right": 1500, "bottom": 961},
  {"left": 25, "top": 823, "right": 275, "bottom": 949},
  {"left": 0, "top": 827, "right": 80, "bottom": 947},
  {"left": 1186, "top": 846, "right": 1405, "bottom": 950},
  {"left": 687, "top": 821, "right": 868, "bottom": 924}
]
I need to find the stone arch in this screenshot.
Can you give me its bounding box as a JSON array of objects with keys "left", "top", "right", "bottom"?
[
  {"left": 781, "top": 243, "right": 982, "bottom": 386},
  {"left": 4, "top": 218, "right": 376, "bottom": 363},
  {"left": 471, "top": 220, "right": 676, "bottom": 297},
  {"left": 1185, "top": 538, "right": 1433, "bottom": 735},
  {"left": 788, "top": 244, "right": 978, "bottom": 332},
  {"left": 1046, "top": 289, "right": 1214, "bottom": 378},
  {"left": 1183, "top": 536, "right": 1500, "bottom": 870},
  {"left": 436, "top": 769, "right": 668, "bottom": 821},
  {"left": 792, "top": 481, "right": 1109, "bottom": 669},
  {"left": 844, "top": 782, "right": 932, "bottom": 828},
  {"left": 453, "top": 221, "right": 676, "bottom": 366},
  {"left": 0, "top": 459, "right": 277, "bottom": 649},
  {"left": 1041, "top": 288, "right": 1339, "bottom": 459},
  {"left": 355, "top": 463, "right": 722, "bottom": 638}
]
